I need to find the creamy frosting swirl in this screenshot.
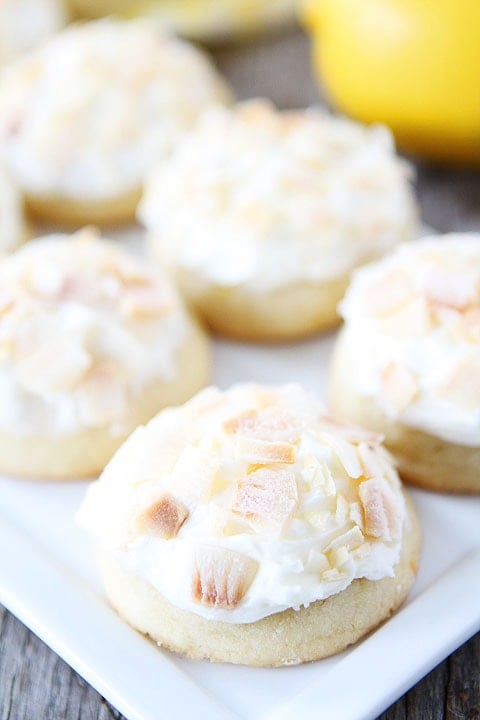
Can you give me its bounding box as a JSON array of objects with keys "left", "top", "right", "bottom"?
[
  {"left": 0, "top": 228, "right": 190, "bottom": 435},
  {"left": 140, "top": 100, "right": 417, "bottom": 291},
  {"left": 339, "top": 234, "right": 480, "bottom": 447},
  {"left": 78, "top": 383, "right": 406, "bottom": 623},
  {"left": 0, "top": 18, "right": 232, "bottom": 201}
]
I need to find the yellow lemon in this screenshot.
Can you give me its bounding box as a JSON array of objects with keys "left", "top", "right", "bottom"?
[{"left": 303, "top": 0, "right": 480, "bottom": 164}]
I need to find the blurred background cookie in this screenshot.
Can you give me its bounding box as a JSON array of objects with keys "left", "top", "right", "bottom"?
[
  {"left": 0, "top": 228, "right": 210, "bottom": 479},
  {"left": 0, "top": 0, "right": 67, "bottom": 66},
  {"left": 78, "top": 383, "right": 420, "bottom": 666},
  {"left": 0, "top": 161, "right": 30, "bottom": 253},
  {"left": 66, "top": 0, "right": 299, "bottom": 42},
  {"left": 330, "top": 233, "right": 480, "bottom": 494},
  {"left": 140, "top": 100, "right": 417, "bottom": 341},
  {"left": 0, "top": 18, "right": 232, "bottom": 226}
]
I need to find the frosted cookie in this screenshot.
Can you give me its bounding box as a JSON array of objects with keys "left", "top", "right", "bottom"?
[
  {"left": 66, "top": 0, "right": 298, "bottom": 41},
  {"left": 330, "top": 234, "right": 480, "bottom": 494},
  {"left": 0, "top": 162, "right": 29, "bottom": 253},
  {"left": 78, "top": 383, "right": 420, "bottom": 666},
  {"left": 140, "top": 101, "right": 417, "bottom": 341},
  {"left": 0, "top": 228, "right": 210, "bottom": 479},
  {"left": 0, "top": 19, "right": 232, "bottom": 226},
  {"left": 0, "top": 0, "right": 67, "bottom": 66}
]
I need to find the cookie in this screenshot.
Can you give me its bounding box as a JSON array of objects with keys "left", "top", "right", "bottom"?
[
  {"left": 0, "top": 228, "right": 210, "bottom": 479},
  {"left": 78, "top": 383, "right": 420, "bottom": 665},
  {"left": 330, "top": 233, "right": 480, "bottom": 493},
  {"left": 140, "top": 101, "right": 417, "bottom": 340}
]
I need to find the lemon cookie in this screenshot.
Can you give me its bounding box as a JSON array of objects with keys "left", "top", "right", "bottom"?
[
  {"left": 330, "top": 234, "right": 480, "bottom": 493},
  {"left": 78, "top": 383, "right": 420, "bottom": 666},
  {"left": 66, "top": 0, "right": 298, "bottom": 41},
  {"left": 0, "top": 0, "right": 67, "bottom": 66},
  {"left": 0, "top": 228, "right": 210, "bottom": 479},
  {"left": 140, "top": 101, "right": 417, "bottom": 341},
  {"left": 0, "top": 19, "right": 232, "bottom": 226}
]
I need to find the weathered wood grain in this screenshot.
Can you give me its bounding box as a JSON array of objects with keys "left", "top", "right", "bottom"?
[{"left": 1, "top": 25, "right": 479, "bottom": 720}]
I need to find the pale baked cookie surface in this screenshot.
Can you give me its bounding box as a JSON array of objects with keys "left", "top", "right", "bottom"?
[
  {"left": 0, "top": 162, "right": 29, "bottom": 253},
  {"left": 0, "top": 19, "right": 232, "bottom": 225},
  {"left": 67, "top": 0, "right": 298, "bottom": 41},
  {"left": 0, "top": 228, "right": 210, "bottom": 479},
  {"left": 0, "top": 0, "right": 67, "bottom": 66},
  {"left": 140, "top": 100, "right": 417, "bottom": 340},
  {"left": 78, "top": 383, "right": 420, "bottom": 665},
  {"left": 330, "top": 233, "right": 480, "bottom": 493}
]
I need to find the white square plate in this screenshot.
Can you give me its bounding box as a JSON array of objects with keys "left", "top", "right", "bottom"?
[
  {"left": 0, "top": 229, "right": 479, "bottom": 720},
  {"left": 0, "top": 333, "right": 479, "bottom": 720}
]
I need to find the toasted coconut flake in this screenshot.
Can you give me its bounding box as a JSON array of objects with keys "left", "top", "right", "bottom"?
[
  {"left": 381, "top": 361, "right": 417, "bottom": 414},
  {"left": 192, "top": 546, "right": 258, "bottom": 609},
  {"left": 328, "top": 545, "right": 350, "bottom": 568},
  {"left": 349, "top": 501, "right": 364, "bottom": 531},
  {"left": 364, "top": 271, "right": 411, "bottom": 316},
  {"left": 233, "top": 468, "right": 298, "bottom": 527},
  {"left": 359, "top": 478, "right": 402, "bottom": 542},
  {"left": 439, "top": 360, "right": 480, "bottom": 410},
  {"left": 419, "top": 266, "right": 478, "bottom": 310},
  {"left": 357, "top": 442, "right": 388, "bottom": 479},
  {"left": 318, "top": 433, "right": 363, "bottom": 478},
  {"left": 234, "top": 436, "right": 296, "bottom": 465},
  {"left": 121, "top": 284, "right": 173, "bottom": 318},
  {"left": 77, "top": 365, "right": 128, "bottom": 426},
  {"left": 224, "top": 406, "right": 299, "bottom": 442},
  {"left": 321, "top": 415, "right": 382, "bottom": 445},
  {"left": 137, "top": 494, "right": 189, "bottom": 539},
  {"left": 325, "top": 525, "right": 364, "bottom": 552},
  {"left": 15, "top": 342, "right": 92, "bottom": 395},
  {"left": 383, "top": 297, "right": 432, "bottom": 338},
  {"left": 305, "top": 549, "right": 330, "bottom": 574},
  {"left": 335, "top": 493, "right": 349, "bottom": 524}
]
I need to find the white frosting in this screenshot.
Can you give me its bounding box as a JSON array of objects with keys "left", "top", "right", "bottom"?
[
  {"left": 0, "top": 162, "right": 27, "bottom": 253},
  {"left": 0, "top": 229, "right": 190, "bottom": 436},
  {"left": 139, "top": 100, "right": 417, "bottom": 291},
  {"left": 0, "top": 0, "right": 66, "bottom": 65},
  {"left": 78, "top": 383, "right": 406, "bottom": 623},
  {"left": 0, "top": 18, "right": 232, "bottom": 201},
  {"left": 339, "top": 234, "right": 480, "bottom": 447}
]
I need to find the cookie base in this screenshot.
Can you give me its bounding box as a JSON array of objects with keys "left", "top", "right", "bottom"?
[
  {"left": 99, "top": 493, "right": 420, "bottom": 667},
  {"left": 329, "top": 329, "right": 480, "bottom": 494},
  {"left": 0, "top": 320, "right": 210, "bottom": 480},
  {"left": 161, "top": 265, "right": 349, "bottom": 341},
  {"left": 25, "top": 187, "right": 141, "bottom": 227}
]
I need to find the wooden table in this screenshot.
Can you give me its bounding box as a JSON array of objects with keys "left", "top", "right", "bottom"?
[{"left": 1, "top": 27, "right": 479, "bottom": 720}]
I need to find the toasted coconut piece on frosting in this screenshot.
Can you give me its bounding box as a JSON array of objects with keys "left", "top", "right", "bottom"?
[
  {"left": 234, "top": 436, "right": 296, "bottom": 465},
  {"left": 359, "top": 478, "right": 403, "bottom": 542},
  {"left": 439, "top": 360, "right": 480, "bottom": 410},
  {"left": 192, "top": 546, "right": 258, "bottom": 609},
  {"left": 224, "top": 406, "right": 299, "bottom": 442},
  {"left": 364, "top": 270, "right": 411, "bottom": 316},
  {"left": 418, "top": 266, "right": 479, "bottom": 310},
  {"left": 137, "top": 494, "right": 189, "bottom": 539},
  {"left": 233, "top": 467, "right": 298, "bottom": 528},
  {"left": 381, "top": 361, "right": 418, "bottom": 414}
]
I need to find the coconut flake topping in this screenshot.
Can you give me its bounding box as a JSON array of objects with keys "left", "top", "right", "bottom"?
[{"left": 78, "top": 383, "right": 406, "bottom": 623}]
